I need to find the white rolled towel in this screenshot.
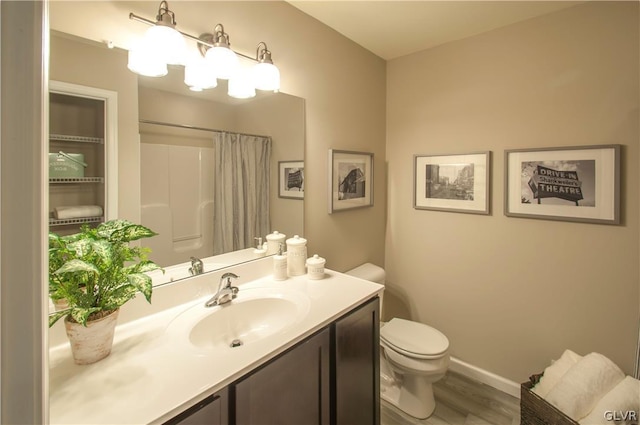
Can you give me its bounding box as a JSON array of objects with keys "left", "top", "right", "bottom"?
[
  {"left": 579, "top": 376, "right": 640, "bottom": 425},
  {"left": 533, "top": 349, "right": 583, "bottom": 397},
  {"left": 545, "top": 352, "right": 625, "bottom": 421},
  {"left": 54, "top": 205, "right": 103, "bottom": 220}
]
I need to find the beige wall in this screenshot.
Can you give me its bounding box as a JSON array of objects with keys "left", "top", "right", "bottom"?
[
  {"left": 237, "top": 94, "right": 305, "bottom": 239},
  {"left": 386, "top": 1, "right": 639, "bottom": 381},
  {"left": 50, "top": 0, "right": 388, "bottom": 272}
]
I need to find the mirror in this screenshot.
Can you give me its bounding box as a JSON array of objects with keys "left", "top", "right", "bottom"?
[{"left": 49, "top": 30, "right": 304, "bottom": 286}]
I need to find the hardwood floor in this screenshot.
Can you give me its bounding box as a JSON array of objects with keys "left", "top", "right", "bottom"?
[{"left": 381, "top": 371, "right": 520, "bottom": 425}]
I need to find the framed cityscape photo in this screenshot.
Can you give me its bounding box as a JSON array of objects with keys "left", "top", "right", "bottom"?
[
  {"left": 414, "top": 151, "right": 491, "bottom": 215},
  {"left": 278, "top": 160, "right": 304, "bottom": 199},
  {"left": 504, "top": 145, "right": 620, "bottom": 224},
  {"left": 328, "top": 149, "right": 374, "bottom": 213}
]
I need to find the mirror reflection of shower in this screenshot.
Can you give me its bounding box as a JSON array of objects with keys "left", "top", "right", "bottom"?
[
  {"left": 138, "top": 85, "right": 304, "bottom": 270},
  {"left": 140, "top": 121, "right": 270, "bottom": 267}
]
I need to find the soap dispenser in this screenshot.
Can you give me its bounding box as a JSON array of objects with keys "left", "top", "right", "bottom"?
[
  {"left": 273, "top": 243, "right": 287, "bottom": 281},
  {"left": 253, "top": 237, "right": 266, "bottom": 258}
]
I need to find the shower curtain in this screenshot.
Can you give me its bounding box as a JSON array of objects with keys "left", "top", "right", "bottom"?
[{"left": 212, "top": 132, "right": 271, "bottom": 255}]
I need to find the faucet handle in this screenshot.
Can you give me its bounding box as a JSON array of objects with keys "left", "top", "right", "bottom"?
[
  {"left": 221, "top": 272, "right": 239, "bottom": 281},
  {"left": 220, "top": 272, "right": 240, "bottom": 289}
]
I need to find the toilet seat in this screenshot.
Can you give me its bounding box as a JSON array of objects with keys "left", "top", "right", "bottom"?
[{"left": 380, "top": 318, "right": 449, "bottom": 360}]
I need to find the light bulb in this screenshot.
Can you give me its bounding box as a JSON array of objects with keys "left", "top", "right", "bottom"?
[
  {"left": 205, "top": 46, "right": 239, "bottom": 80},
  {"left": 144, "top": 24, "right": 186, "bottom": 66},
  {"left": 184, "top": 56, "right": 217, "bottom": 90},
  {"left": 228, "top": 68, "right": 256, "bottom": 99},
  {"left": 127, "top": 44, "right": 167, "bottom": 77},
  {"left": 253, "top": 62, "right": 280, "bottom": 91}
]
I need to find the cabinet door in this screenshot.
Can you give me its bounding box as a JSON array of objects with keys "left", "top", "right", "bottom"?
[
  {"left": 164, "top": 388, "right": 228, "bottom": 425},
  {"left": 334, "top": 297, "right": 380, "bottom": 425},
  {"left": 234, "top": 328, "right": 331, "bottom": 425}
]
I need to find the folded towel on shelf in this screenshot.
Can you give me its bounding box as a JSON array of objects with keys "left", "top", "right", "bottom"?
[
  {"left": 545, "top": 352, "right": 625, "bottom": 421},
  {"left": 53, "top": 205, "right": 103, "bottom": 220},
  {"left": 533, "top": 349, "right": 583, "bottom": 397},
  {"left": 579, "top": 376, "right": 640, "bottom": 425}
]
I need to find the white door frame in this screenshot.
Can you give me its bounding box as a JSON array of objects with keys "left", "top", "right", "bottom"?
[{"left": 0, "top": 1, "right": 48, "bottom": 423}]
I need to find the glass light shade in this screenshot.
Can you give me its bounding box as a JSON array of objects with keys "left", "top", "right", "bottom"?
[
  {"left": 184, "top": 57, "right": 217, "bottom": 90},
  {"left": 228, "top": 68, "right": 256, "bottom": 99},
  {"left": 144, "top": 24, "right": 186, "bottom": 65},
  {"left": 253, "top": 62, "right": 280, "bottom": 91},
  {"left": 205, "top": 46, "right": 239, "bottom": 80},
  {"left": 127, "top": 46, "right": 167, "bottom": 77}
]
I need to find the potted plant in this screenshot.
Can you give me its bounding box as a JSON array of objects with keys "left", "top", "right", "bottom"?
[{"left": 48, "top": 219, "right": 162, "bottom": 365}]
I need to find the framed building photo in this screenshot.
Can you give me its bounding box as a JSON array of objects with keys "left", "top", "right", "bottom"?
[
  {"left": 504, "top": 145, "right": 620, "bottom": 224},
  {"left": 328, "top": 149, "right": 374, "bottom": 213},
  {"left": 414, "top": 152, "right": 491, "bottom": 215},
  {"left": 278, "top": 160, "right": 304, "bottom": 199}
]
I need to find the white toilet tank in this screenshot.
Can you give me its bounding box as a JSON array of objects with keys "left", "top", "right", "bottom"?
[
  {"left": 346, "top": 263, "right": 386, "bottom": 312},
  {"left": 345, "top": 263, "right": 386, "bottom": 284}
]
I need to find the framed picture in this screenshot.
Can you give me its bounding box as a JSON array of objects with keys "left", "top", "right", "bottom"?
[
  {"left": 278, "top": 160, "right": 304, "bottom": 199},
  {"left": 328, "top": 149, "right": 374, "bottom": 213},
  {"left": 414, "top": 152, "right": 491, "bottom": 215},
  {"left": 504, "top": 145, "right": 620, "bottom": 224}
]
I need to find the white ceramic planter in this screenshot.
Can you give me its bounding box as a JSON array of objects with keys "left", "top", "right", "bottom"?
[
  {"left": 64, "top": 309, "right": 119, "bottom": 365},
  {"left": 52, "top": 298, "right": 69, "bottom": 311}
]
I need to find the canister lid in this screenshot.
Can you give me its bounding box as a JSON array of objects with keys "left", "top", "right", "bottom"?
[
  {"left": 306, "top": 254, "right": 325, "bottom": 266},
  {"left": 266, "top": 231, "right": 286, "bottom": 241},
  {"left": 286, "top": 235, "right": 307, "bottom": 246}
]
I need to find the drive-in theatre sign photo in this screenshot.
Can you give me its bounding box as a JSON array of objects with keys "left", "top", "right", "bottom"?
[
  {"left": 528, "top": 164, "right": 586, "bottom": 205},
  {"left": 504, "top": 145, "right": 620, "bottom": 225}
]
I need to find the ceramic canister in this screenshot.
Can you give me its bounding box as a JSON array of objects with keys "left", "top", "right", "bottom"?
[
  {"left": 306, "top": 254, "right": 326, "bottom": 280},
  {"left": 266, "top": 231, "right": 286, "bottom": 256},
  {"left": 286, "top": 235, "right": 307, "bottom": 276}
]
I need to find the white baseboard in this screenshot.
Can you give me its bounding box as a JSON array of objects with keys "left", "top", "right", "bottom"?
[{"left": 449, "top": 357, "right": 521, "bottom": 399}]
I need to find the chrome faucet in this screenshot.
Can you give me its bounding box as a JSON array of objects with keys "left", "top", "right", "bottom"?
[
  {"left": 189, "top": 257, "right": 204, "bottom": 276},
  {"left": 205, "top": 272, "right": 240, "bottom": 307}
]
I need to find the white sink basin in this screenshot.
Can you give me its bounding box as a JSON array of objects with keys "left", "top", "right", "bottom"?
[{"left": 167, "top": 287, "right": 311, "bottom": 351}]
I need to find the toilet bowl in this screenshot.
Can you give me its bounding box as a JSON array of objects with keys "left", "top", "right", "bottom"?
[{"left": 346, "top": 263, "right": 450, "bottom": 419}]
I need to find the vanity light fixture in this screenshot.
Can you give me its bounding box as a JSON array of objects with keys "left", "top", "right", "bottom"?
[
  {"left": 137, "top": 1, "right": 186, "bottom": 66},
  {"left": 228, "top": 66, "right": 257, "bottom": 99},
  {"left": 127, "top": 43, "right": 168, "bottom": 77},
  {"left": 203, "top": 24, "right": 239, "bottom": 80},
  {"left": 128, "top": 1, "right": 282, "bottom": 98},
  {"left": 253, "top": 42, "right": 281, "bottom": 92},
  {"left": 184, "top": 55, "right": 218, "bottom": 92}
]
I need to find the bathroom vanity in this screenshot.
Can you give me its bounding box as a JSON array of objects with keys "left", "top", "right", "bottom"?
[
  {"left": 168, "top": 297, "right": 379, "bottom": 425},
  {"left": 48, "top": 258, "right": 383, "bottom": 424}
]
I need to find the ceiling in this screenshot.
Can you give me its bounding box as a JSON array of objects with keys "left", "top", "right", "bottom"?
[{"left": 286, "top": 1, "right": 582, "bottom": 60}]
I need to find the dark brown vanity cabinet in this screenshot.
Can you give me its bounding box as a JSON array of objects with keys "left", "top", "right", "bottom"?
[
  {"left": 167, "top": 297, "right": 380, "bottom": 425},
  {"left": 235, "top": 328, "right": 331, "bottom": 425},
  {"left": 334, "top": 296, "right": 380, "bottom": 425},
  {"left": 165, "top": 389, "right": 229, "bottom": 425}
]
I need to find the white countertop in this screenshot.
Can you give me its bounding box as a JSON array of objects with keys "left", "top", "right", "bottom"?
[{"left": 48, "top": 265, "right": 383, "bottom": 425}]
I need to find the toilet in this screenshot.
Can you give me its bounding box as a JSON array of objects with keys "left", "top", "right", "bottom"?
[{"left": 346, "top": 263, "right": 450, "bottom": 419}]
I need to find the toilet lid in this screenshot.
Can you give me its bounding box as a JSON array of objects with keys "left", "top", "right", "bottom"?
[{"left": 380, "top": 318, "right": 449, "bottom": 359}]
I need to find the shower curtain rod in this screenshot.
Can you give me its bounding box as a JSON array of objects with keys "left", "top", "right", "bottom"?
[{"left": 138, "top": 119, "right": 268, "bottom": 139}]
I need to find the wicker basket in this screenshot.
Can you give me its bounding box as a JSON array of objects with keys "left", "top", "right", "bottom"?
[{"left": 521, "top": 374, "right": 579, "bottom": 425}]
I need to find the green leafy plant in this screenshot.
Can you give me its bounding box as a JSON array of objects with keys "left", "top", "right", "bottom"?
[{"left": 48, "top": 219, "right": 162, "bottom": 327}]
